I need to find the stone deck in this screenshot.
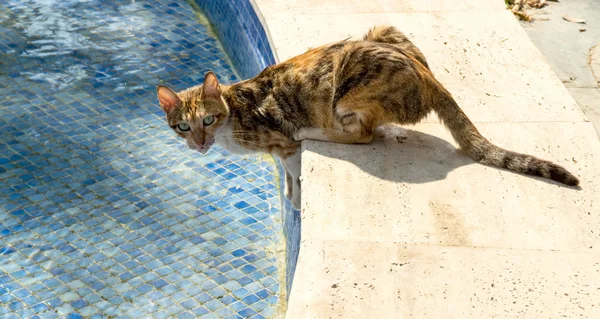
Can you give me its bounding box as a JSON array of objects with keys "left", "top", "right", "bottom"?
[{"left": 250, "top": 0, "right": 600, "bottom": 317}]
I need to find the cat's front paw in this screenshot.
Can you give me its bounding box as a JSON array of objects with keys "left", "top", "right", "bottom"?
[
  {"left": 291, "top": 192, "right": 301, "bottom": 210},
  {"left": 285, "top": 183, "right": 293, "bottom": 200}
]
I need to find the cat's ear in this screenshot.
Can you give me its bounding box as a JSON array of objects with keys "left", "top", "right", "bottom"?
[
  {"left": 201, "top": 72, "right": 221, "bottom": 100},
  {"left": 157, "top": 85, "right": 181, "bottom": 114}
]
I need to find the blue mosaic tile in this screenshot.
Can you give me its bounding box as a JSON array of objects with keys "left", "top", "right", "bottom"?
[
  {"left": 194, "top": 0, "right": 276, "bottom": 80},
  {"left": 0, "top": 0, "right": 285, "bottom": 318}
]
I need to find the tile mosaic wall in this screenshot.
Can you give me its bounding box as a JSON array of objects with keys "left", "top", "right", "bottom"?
[
  {"left": 194, "top": 0, "right": 301, "bottom": 297},
  {"left": 0, "top": 0, "right": 286, "bottom": 318},
  {"left": 195, "top": 0, "right": 276, "bottom": 80}
]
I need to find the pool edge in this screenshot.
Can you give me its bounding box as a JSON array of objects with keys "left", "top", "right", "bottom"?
[{"left": 192, "top": 0, "right": 301, "bottom": 310}]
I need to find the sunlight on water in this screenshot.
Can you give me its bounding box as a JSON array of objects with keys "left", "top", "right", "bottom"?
[
  {"left": 23, "top": 65, "right": 88, "bottom": 90},
  {"left": 2, "top": 0, "right": 153, "bottom": 91}
]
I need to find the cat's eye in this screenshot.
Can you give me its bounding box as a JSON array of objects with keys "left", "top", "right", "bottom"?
[
  {"left": 177, "top": 123, "right": 190, "bottom": 131},
  {"left": 203, "top": 115, "right": 215, "bottom": 126}
]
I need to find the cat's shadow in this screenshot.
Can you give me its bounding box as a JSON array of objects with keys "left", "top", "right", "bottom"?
[{"left": 303, "top": 125, "right": 472, "bottom": 184}]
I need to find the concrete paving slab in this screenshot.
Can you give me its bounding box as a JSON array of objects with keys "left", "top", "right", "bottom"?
[
  {"left": 265, "top": 11, "right": 587, "bottom": 123},
  {"left": 300, "top": 122, "right": 599, "bottom": 252},
  {"left": 520, "top": 0, "right": 600, "bottom": 88},
  {"left": 568, "top": 88, "right": 600, "bottom": 137},
  {"left": 286, "top": 241, "right": 600, "bottom": 319},
  {"left": 521, "top": 0, "right": 600, "bottom": 151}
]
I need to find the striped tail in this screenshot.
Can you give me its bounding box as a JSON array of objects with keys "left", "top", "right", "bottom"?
[{"left": 430, "top": 82, "right": 579, "bottom": 186}]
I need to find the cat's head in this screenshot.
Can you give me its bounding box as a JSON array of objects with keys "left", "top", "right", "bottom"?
[{"left": 157, "top": 72, "right": 229, "bottom": 154}]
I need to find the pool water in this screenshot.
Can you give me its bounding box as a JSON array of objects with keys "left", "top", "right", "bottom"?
[{"left": 0, "top": 0, "right": 284, "bottom": 318}]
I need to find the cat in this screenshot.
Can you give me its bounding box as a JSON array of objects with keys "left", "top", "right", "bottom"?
[{"left": 156, "top": 25, "right": 579, "bottom": 210}]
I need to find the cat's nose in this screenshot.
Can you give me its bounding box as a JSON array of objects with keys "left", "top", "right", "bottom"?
[{"left": 192, "top": 130, "right": 205, "bottom": 145}]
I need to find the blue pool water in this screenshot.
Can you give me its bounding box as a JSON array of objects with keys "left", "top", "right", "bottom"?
[{"left": 0, "top": 0, "right": 285, "bottom": 318}]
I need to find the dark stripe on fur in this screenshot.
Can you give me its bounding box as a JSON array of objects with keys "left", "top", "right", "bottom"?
[
  {"left": 429, "top": 80, "right": 579, "bottom": 186},
  {"left": 363, "top": 25, "right": 430, "bottom": 70}
]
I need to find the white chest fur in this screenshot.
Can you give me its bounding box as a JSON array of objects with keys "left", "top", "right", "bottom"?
[{"left": 214, "top": 123, "right": 258, "bottom": 155}]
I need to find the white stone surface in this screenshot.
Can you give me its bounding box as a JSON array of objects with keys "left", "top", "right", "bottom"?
[
  {"left": 299, "top": 123, "right": 599, "bottom": 252},
  {"left": 249, "top": 0, "right": 600, "bottom": 318},
  {"left": 286, "top": 241, "right": 600, "bottom": 319}
]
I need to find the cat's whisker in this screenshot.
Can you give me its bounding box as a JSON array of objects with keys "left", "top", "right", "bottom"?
[
  {"left": 216, "top": 136, "right": 264, "bottom": 147},
  {"left": 227, "top": 131, "right": 259, "bottom": 136},
  {"left": 223, "top": 135, "right": 264, "bottom": 143},
  {"left": 215, "top": 138, "right": 256, "bottom": 154}
]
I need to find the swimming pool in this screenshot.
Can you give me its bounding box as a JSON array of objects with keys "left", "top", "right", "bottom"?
[{"left": 0, "top": 0, "right": 296, "bottom": 318}]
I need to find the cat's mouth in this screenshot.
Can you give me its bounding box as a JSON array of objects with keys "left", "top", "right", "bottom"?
[{"left": 196, "top": 137, "right": 215, "bottom": 154}]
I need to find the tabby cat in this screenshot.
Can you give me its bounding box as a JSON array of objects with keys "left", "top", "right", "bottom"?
[{"left": 157, "top": 26, "right": 579, "bottom": 210}]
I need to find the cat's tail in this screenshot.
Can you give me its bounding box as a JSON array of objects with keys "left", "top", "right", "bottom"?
[
  {"left": 363, "top": 25, "right": 430, "bottom": 70},
  {"left": 429, "top": 80, "right": 580, "bottom": 186}
]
